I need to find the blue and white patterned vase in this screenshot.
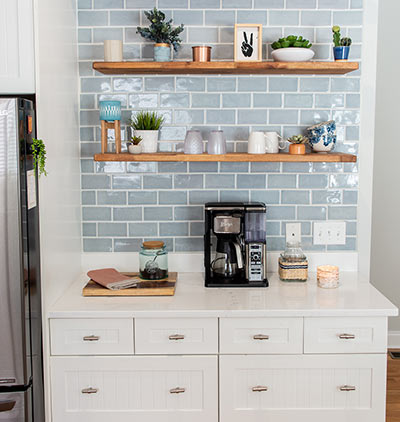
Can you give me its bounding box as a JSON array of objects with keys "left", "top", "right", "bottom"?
[
  {"left": 154, "top": 43, "right": 171, "bottom": 62},
  {"left": 307, "top": 121, "right": 337, "bottom": 152}
]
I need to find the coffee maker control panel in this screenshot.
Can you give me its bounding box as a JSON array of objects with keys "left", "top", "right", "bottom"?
[{"left": 247, "top": 243, "right": 264, "bottom": 282}]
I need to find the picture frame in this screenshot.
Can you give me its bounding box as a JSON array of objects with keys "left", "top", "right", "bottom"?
[{"left": 234, "top": 24, "right": 262, "bottom": 62}]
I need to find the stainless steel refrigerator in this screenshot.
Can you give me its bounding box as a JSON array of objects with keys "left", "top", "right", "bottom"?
[{"left": 0, "top": 98, "right": 44, "bottom": 422}]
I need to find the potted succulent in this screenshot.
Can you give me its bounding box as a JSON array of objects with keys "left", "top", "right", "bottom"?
[
  {"left": 127, "top": 135, "right": 143, "bottom": 154},
  {"left": 129, "top": 111, "right": 164, "bottom": 153},
  {"left": 137, "top": 8, "right": 184, "bottom": 62},
  {"left": 271, "top": 35, "right": 314, "bottom": 62},
  {"left": 288, "top": 135, "right": 308, "bottom": 155},
  {"left": 31, "top": 138, "right": 48, "bottom": 176},
  {"left": 332, "top": 26, "right": 352, "bottom": 61}
]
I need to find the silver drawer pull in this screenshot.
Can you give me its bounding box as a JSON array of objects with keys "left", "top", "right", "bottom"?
[
  {"left": 339, "top": 385, "right": 356, "bottom": 392},
  {"left": 253, "top": 334, "right": 269, "bottom": 341},
  {"left": 252, "top": 386, "right": 268, "bottom": 392},
  {"left": 338, "top": 334, "right": 355, "bottom": 340},
  {"left": 81, "top": 388, "right": 98, "bottom": 394},
  {"left": 83, "top": 335, "right": 100, "bottom": 342},
  {"left": 170, "top": 387, "right": 186, "bottom": 394},
  {"left": 169, "top": 334, "right": 185, "bottom": 341},
  {"left": 0, "top": 378, "right": 16, "bottom": 384}
]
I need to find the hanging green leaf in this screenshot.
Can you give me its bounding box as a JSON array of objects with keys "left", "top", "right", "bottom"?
[{"left": 32, "top": 138, "right": 48, "bottom": 177}]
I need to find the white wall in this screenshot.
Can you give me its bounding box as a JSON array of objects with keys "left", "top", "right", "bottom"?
[
  {"left": 371, "top": 0, "right": 400, "bottom": 332},
  {"left": 34, "top": 0, "right": 80, "bottom": 419}
]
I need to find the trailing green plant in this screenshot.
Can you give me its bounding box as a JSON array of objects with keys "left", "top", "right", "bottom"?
[
  {"left": 130, "top": 111, "right": 164, "bottom": 131},
  {"left": 31, "top": 138, "right": 47, "bottom": 177},
  {"left": 128, "top": 135, "right": 143, "bottom": 145},
  {"left": 271, "top": 35, "right": 312, "bottom": 50},
  {"left": 288, "top": 135, "right": 309, "bottom": 144},
  {"left": 137, "top": 8, "right": 184, "bottom": 52},
  {"left": 332, "top": 26, "right": 352, "bottom": 47}
]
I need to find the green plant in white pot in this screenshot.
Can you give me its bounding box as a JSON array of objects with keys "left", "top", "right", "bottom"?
[{"left": 129, "top": 111, "right": 164, "bottom": 153}]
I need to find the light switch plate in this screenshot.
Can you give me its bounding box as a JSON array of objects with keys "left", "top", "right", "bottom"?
[
  {"left": 313, "top": 221, "right": 346, "bottom": 245},
  {"left": 286, "top": 223, "right": 301, "bottom": 244}
]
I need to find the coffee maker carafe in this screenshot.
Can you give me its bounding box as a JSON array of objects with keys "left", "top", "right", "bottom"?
[{"left": 204, "top": 202, "right": 268, "bottom": 288}]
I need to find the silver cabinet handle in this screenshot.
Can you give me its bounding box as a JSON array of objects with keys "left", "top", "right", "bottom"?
[
  {"left": 339, "top": 385, "right": 356, "bottom": 392},
  {"left": 170, "top": 387, "right": 186, "bottom": 394},
  {"left": 83, "top": 335, "right": 100, "bottom": 342},
  {"left": 0, "top": 378, "right": 16, "bottom": 384},
  {"left": 81, "top": 388, "right": 98, "bottom": 394},
  {"left": 252, "top": 386, "right": 268, "bottom": 392},
  {"left": 338, "top": 334, "right": 355, "bottom": 340},
  {"left": 253, "top": 334, "right": 269, "bottom": 340},
  {"left": 169, "top": 334, "right": 185, "bottom": 341}
]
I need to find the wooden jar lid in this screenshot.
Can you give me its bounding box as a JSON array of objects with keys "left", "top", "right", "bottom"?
[{"left": 142, "top": 240, "right": 165, "bottom": 249}]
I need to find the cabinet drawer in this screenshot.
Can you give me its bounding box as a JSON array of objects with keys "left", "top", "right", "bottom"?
[
  {"left": 220, "top": 354, "right": 386, "bottom": 422},
  {"left": 304, "top": 317, "right": 387, "bottom": 354},
  {"left": 50, "top": 318, "right": 134, "bottom": 355},
  {"left": 50, "top": 355, "right": 218, "bottom": 422},
  {"left": 135, "top": 317, "right": 218, "bottom": 355},
  {"left": 220, "top": 317, "right": 303, "bottom": 354}
]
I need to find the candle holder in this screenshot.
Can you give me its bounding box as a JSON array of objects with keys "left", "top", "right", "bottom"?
[
  {"left": 99, "top": 101, "right": 121, "bottom": 154},
  {"left": 192, "top": 46, "right": 212, "bottom": 62}
]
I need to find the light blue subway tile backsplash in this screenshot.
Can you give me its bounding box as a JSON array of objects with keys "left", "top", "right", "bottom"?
[{"left": 79, "top": 1, "right": 362, "bottom": 253}]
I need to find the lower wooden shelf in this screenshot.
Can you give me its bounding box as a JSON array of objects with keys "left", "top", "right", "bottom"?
[{"left": 94, "top": 152, "right": 357, "bottom": 163}]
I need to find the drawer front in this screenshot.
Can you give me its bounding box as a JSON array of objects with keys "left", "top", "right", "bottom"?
[
  {"left": 50, "top": 356, "right": 218, "bottom": 422},
  {"left": 50, "top": 318, "right": 134, "bottom": 355},
  {"left": 220, "top": 354, "right": 386, "bottom": 422},
  {"left": 304, "top": 317, "right": 387, "bottom": 354},
  {"left": 135, "top": 317, "right": 218, "bottom": 355},
  {"left": 220, "top": 317, "right": 303, "bottom": 354}
]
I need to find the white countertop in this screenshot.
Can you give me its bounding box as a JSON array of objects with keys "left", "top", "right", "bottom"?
[{"left": 48, "top": 272, "right": 398, "bottom": 318}]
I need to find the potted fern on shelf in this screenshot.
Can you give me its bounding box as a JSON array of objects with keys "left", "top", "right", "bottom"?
[
  {"left": 137, "top": 8, "right": 184, "bottom": 62},
  {"left": 129, "top": 111, "right": 164, "bottom": 153}
]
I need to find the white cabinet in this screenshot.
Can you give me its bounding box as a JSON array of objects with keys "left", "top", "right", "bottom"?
[
  {"left": 51, "top": 355, "right": 218, "bottom": 422},
  {"left": 0, "top": 0, "right": 35, "bottom": 93},
  {"left": 135, "top": 317, "right": 218, "bottom": 355},
  {"left": 220, "top": 354, "right": 386, "bottom": 422}
]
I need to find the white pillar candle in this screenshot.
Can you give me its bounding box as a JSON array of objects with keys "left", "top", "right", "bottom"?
[{"left": 104, "top": 40, "right": 123, "bottom": 62}]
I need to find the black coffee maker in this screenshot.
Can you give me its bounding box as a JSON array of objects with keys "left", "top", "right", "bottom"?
[{"left": 204, "top": 202, "right": 268, "bottom": 288}]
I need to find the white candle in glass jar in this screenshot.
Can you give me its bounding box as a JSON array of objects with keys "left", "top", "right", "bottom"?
[
  {"left": 104, "top": 40, "right": 123, "bottom": 62},
  {"left": 317, "top": 265, "right": 339, "bottom": 289}
]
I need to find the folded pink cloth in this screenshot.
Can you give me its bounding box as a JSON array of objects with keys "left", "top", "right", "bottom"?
[{"left": 87, "top": 268, "right": 139, "bottom": 290}]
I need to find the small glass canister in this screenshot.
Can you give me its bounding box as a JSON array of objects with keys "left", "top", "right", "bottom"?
[
  {"left": 139, "top": 241, "right": 168, "bottom": 280},
  {"left": 317, "top": 265, "right": 339, "bottom": 289},
  {"left": 279, "top": 241, "right": 308, "bottom": 282}
]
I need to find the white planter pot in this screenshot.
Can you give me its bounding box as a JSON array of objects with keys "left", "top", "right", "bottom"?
[
  {"left": 134, "top": 130, "right": 159, "bottom": 153},
  {"left": 128, "top": 144, "right": 142, "bottom": 154},
  {"left": 271, "top": 47, "right": 315, "bottom": 62}
]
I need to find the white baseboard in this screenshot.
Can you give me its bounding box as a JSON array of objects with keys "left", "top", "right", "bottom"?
[
  {"left": 81, "top": 251, "right": 358, "bottom": 273},
  {"left": 388, "top": 331, "right": 400, "bottom": 349}
]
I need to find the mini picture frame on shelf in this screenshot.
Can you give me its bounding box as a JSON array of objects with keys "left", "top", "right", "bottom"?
[{"left": 234, "top": 24, "right": 262, "bottom": 62}]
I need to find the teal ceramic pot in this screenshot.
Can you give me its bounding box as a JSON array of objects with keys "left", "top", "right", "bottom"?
[
  {"left": 99, "top": 101, "right": 121, "bottom": 122},
  {"left": 154, "top": 43, "right": 171, "bottom": 62}
]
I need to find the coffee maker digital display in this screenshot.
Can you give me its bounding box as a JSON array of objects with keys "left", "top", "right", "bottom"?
[{"left": 204, "top": 202, "right": 268, "bottom": 288}]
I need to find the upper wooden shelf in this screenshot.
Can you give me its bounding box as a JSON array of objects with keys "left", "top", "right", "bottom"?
[
  {"left": 93, "top": 61, "right": 359, "bottom": 75},
  {"left": 94, "top": 152, "right": 357, "bottom": 163}
]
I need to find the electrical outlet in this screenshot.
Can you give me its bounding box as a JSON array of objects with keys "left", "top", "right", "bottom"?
[
  {"left": 286, "top": 223, "right": 301, "bottom": 244},
  {"left": 313, "top": 222, "right": 346, "bottom": 245}
]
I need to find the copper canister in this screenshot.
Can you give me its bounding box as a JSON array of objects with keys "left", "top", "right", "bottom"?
[{"left": 192, "top": 46, "right": 212, "bottom": 62}]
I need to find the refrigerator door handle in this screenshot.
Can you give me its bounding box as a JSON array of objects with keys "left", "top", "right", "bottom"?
[{"left": 0, "top": 400, "right": 16, "bottom": 412}]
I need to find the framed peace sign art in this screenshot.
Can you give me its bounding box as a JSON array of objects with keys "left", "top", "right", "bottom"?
[{"left": 234, "top": 24, "right": 262, "bottom": 62}]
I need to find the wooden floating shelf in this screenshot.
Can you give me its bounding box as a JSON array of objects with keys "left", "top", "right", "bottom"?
[
  {"left": 93, "top": 61, "right": 359, "bottom": 75},
  {"left": 94, "top": 152, "right": 357, "bottom": 163}
]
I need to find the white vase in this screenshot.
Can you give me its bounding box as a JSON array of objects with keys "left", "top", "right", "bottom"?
[
  {"left": 128, "top": 144, "right": 142, "bottom": 154},
  {"left": 134, "top": 130, "right": 159, "bottom": 153}
]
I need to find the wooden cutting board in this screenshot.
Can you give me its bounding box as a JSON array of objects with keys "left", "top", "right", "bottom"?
[{"left": 82, "top": 272, "right": 177, "bottom": 297}]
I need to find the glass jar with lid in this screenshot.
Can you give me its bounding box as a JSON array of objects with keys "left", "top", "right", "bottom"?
[
  {"left": 278, "top": 241, "right": 308, "bottom": 282},
  {"left": 139, "top": 241, "right": 168, "bottom": 280}
]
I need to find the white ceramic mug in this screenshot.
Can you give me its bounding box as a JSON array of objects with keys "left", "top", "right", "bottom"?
[
  {"left": 265, "top": 131, "right": 286, "bottom": 153},
  {"left": 104, "top": 40, "right": 123, "bottom": 62},
  {"left": 248, "top": 131, "right": 267, "bottom": 154}
]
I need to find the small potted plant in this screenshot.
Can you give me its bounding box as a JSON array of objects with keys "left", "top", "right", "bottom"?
[
  {"left": 129, "top": 111, "right": 164, "bottom": 153},
  {"left": 127, "top": 135, "right": 143, "bottom": 154},
  {"left": 31, "top": 138, "right": 48, "bottom": 176},
  {"left": 332, "top": 26, "right": 352, "bottom": 61},
  {"left": 137, "top": 8, "right": 184, "bottom": 62},
  {"left": 288, "top": 135, "right": 308, "bottom": 155},
  {"left": 271, "top": 35, "right": 314, "bottom": 62}
]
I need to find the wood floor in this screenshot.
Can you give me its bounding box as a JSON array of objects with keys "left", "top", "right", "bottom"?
[{"left": 387, "top": 351, "right": 400, "bottom": 421}]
